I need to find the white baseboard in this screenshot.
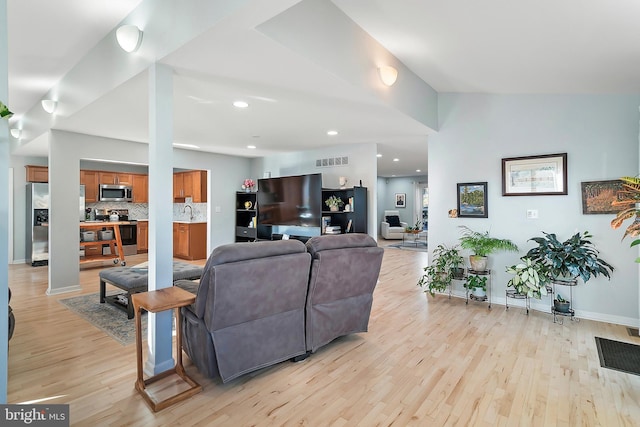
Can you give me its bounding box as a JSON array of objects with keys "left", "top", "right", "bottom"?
[
  {"left": 435, "top": 291, "right": 638, "bottom": 328},
  {"left": 46, "top": 285, "right": 81, "bottom": 296}
]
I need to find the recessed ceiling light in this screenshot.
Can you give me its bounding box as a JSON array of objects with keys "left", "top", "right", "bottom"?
[
  {"left": 233, "top": 101, "right": 249, "bottom": 108},
  {"left": 327, "top": 130, "right": 338, "bottom": 136},
  {"left": 173, "top": 143, "right": 200, "bottom": 149},
  {"left": 393, "top": 158, "right": 399, "bottom": 162},
  {"left": 416, "top": 169, "right": 421, "bottom": 172},
  {"left": 247, "top": 145, "right": 256, "bottom": 149},
  {"left": 376, "top": 154, "right": 382, "bottom": 158}
]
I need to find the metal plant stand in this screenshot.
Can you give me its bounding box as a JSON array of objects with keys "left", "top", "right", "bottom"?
[{"left": 550, "top": 279, "right": 578, "bottom": 324}]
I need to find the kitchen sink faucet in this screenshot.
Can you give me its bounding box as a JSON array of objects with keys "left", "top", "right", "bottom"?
[{"left": 183, "top": 205, "right": 194, "bottom": 221}]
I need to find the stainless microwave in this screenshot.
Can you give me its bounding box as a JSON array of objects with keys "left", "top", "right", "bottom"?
[{"left": 99, "top": 184, "right": 133, "bottom": 202}]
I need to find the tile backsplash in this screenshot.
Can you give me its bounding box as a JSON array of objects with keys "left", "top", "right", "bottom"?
[{"left": 86, "top": 202, "right": 207, "bottom": 222}]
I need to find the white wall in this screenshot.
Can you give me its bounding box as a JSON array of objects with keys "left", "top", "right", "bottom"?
[
  {"left": 429, "top": 94, "right": 640, "bottom": 326},
  {"left": 255, "top": 142, "right": 378, "bottom": 237}
]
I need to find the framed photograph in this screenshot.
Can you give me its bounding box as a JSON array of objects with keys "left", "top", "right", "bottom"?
[
  {"left": 581, "top": 180, "right": 624, "bottom": 214},
  {"left": 395, "top": 193, "right": 406, "bottom": 208},
  {"left": 457, "top": 182, "right": 488, "bottom": 218},
  {"left": 502, "top": 153, "right": 567, "bottom": 196}
]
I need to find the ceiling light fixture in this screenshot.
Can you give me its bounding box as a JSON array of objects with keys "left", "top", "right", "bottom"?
[
  {"left": 247, "top": 145, "right": 256, "bottom": 149},
  {"left": 376, "top": 154, "right": 382, "bottom": 158},
  {"left": 327, "top": 130, "right": 338, "bottom": 136},
  {"left": 41, "top": 99, "right": 57, "bottom": 114},
  {"left": 116, "top": 25, "right": 143, "bottom": 53},
  {"left": 393, "top": 158, "right": 399, "bottom": 162},
  {"left": 378, "top": 65, "right": 398, "bottom": 86},
  {"left": 10, "top": 128, "right": 21, "bottom": 139},
  {"left": 233, "top": 101, "right": 249, "bottom": 108},
  {"left": 416, "top": 169, "right": 421, "bottom": 172}
]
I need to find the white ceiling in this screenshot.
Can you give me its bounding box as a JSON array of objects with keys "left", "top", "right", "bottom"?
[{"left": 6, "top": 0, "right": 640, "bottom": 177}]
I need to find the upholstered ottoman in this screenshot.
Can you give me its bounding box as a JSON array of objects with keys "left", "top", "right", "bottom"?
[{"left": 99, "top": 261, "right": 204, "bottom": 319}]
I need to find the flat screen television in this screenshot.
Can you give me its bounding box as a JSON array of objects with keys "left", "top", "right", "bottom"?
[{"left": 257, "top": 173, "right": 322, "bottom": 227}]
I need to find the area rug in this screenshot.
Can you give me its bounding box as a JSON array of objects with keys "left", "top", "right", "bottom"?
[
  {"left": 385, "top": 242, "right": 428, "bottom": 252},
  {"left": 59, "top": 292, "right": 146, "bottom": 346},
  {"left": 595, "top": 337, "right": 640, "bottom": 376}
]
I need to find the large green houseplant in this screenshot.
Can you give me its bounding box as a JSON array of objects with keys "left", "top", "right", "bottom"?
[
  {"left": 0, "top": 101, "right": 13, "bottom": 119},
  {"left": 505, "top": 256, "right": 550, "bottom": 299},
  {"left": 611, "top": 176, "right": 640, "bottom": 262},
  {"left": 458, "top": 226, "right": 518, "bottom": 271},
  {"left": 417, "top": 244, "right": 464, "bottom": 296},
  {"left": 525, "top": 231, "right": 614, "bottom": 284}
]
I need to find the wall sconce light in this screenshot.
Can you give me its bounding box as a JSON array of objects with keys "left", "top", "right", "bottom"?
[
  {"left": 378, "top": 65, "right": 398, "bottom": 86},
  {"left": 116, "top": 25, "right": 143, "bottom": 53},
  {"left": 10, "top": 128, "right": 21, "bottom": 139},
  {"left": 41, "top": 99, "right": 57, "bottom": 114}
]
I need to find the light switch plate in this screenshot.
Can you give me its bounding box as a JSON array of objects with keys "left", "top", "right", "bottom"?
[
  {"left": 526, "top": 209, "right": 538, "bottom": 219},
  {"left": 215, "top": 206, "right": 221, "bottom": 213}
]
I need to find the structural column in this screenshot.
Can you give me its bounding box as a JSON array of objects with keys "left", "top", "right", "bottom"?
[
  {"left": 146, "top": 63, "right": 174, "bottom": 374},
  {"left": 0, "top": 0, "right": 8, "bottom": 403}
]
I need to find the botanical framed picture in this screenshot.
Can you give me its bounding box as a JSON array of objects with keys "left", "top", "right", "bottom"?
[
  {"left": 581, "top": 179, "right": 624, "bottom": 214},
  {"left": 395, "top": 193, "right": 406, "bottom": 208},
  {"left": 457, "top": 182, "right": 488, "bottom": 218},
  {"left": 502, "top": 153, "right": 568, "bottom": 196}
]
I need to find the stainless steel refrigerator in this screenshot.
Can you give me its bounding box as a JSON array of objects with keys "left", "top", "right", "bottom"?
[{"left": 26, "top": 183, "right": 85, "bottom": 266}]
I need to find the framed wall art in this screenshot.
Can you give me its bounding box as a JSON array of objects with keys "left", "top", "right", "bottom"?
[
  {"left": 457, "top": 182, "right": 488, "bottom": 218},
  {"left": 395, "top": 193, "right": 406, "bottom": 208},
  {"left": 502, "top": 153, "right": 567, "bottom": 196},
  {"left": 581, "top": 179, "right": 624, "bottom": 214}
]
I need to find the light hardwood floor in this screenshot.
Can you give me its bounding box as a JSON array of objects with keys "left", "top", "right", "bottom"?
[{"left": 7, "top": 247, "right": 640, "bottom": 426}]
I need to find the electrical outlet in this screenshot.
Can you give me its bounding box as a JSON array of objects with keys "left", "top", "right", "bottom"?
[{"left": 526, "top": 209, "right": 538, "bottom": 219}]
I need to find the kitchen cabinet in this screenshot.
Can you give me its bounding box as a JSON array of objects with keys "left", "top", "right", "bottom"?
[
  {"left": 132, "top": 174, "right": 148, "bottom": 203},
  {"left": 137, "top": 220, "right": 148, "bottom": 253},
  {"left": 173, "top": 222, "right": 207, "bottom": 260},
  {"left": 80, "top": 170, "right": 99, "bottom": 203},
  {"left": 25, "top": 165, "right": 48, "bottom": 183},
  {"left": 99, "top": 172, "right": 133, "bottom": 186},
  {"left": 173, "top": 170, "right": 207, "bottom": 203}
]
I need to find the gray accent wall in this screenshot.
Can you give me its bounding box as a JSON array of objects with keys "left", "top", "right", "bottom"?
[
  {"left": 428, "top": 93, "right": 640, "bottom": 325},
  {"left": 377, "top": 176, "right": 427, "bottom": 234}
]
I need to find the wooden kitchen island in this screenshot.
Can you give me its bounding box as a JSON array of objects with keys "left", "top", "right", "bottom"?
[{"left": 80, "top": 221, "right": 130, "bottom": 266}]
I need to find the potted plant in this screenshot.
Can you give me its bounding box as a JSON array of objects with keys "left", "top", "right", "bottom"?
[
  {"left": 525, "top": 231, "right": 614, "bottom": 284},
  {"left": 464, "top": 274, "right": 488, "bottom": 298},
  {"left": 505, "top": 256, "right": 550, "bottom": 299},
  {"left": 405, "top": 219, "right": 423, "bottom": 233},
  {"left": 458, "top": 226, "right": 519, "bottom": 271},
  {"left": 611, "top": 176, "right": 640, "bottom": 262},
  {"left": 0, "top": 101, "right": 13, "bottom": 119},
  {"left": 325, "top": 195, "right": 344, "bottom": 212},
  {"left": 417, "top": 244, "right": 464, "bottom": 296}
]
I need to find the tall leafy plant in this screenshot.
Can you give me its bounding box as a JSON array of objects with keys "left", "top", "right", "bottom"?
[
  {"left": 610, "top": 176, "right": 640, "bottom": 262},
  {"left": 417, "top": 244, "right": 464, "bottom": 296},
  {"left": 0, "top": 101, "right": 13, "bottom": 119},
  {"left": 526, "top": 231, "right": 614, "bottom": 283}
]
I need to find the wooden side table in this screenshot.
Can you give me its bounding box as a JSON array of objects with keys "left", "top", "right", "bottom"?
[{"left": 132, "top": 287, "right": 202, "bottom": 412}]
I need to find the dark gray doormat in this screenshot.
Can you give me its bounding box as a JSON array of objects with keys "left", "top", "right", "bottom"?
[{"left": 595, "top": 337, "right": 640, "bottom": 376}]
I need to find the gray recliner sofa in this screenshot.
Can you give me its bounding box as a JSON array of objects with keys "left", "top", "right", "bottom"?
[
  {"left": 304, "top": 234, "right": 384, "bottom": 353},
  {"left": 180, "top": 233, "right": 383, "bottom": 383},
  {"left": 180, "top": 239, "right": 311, "bottom": 383}
]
